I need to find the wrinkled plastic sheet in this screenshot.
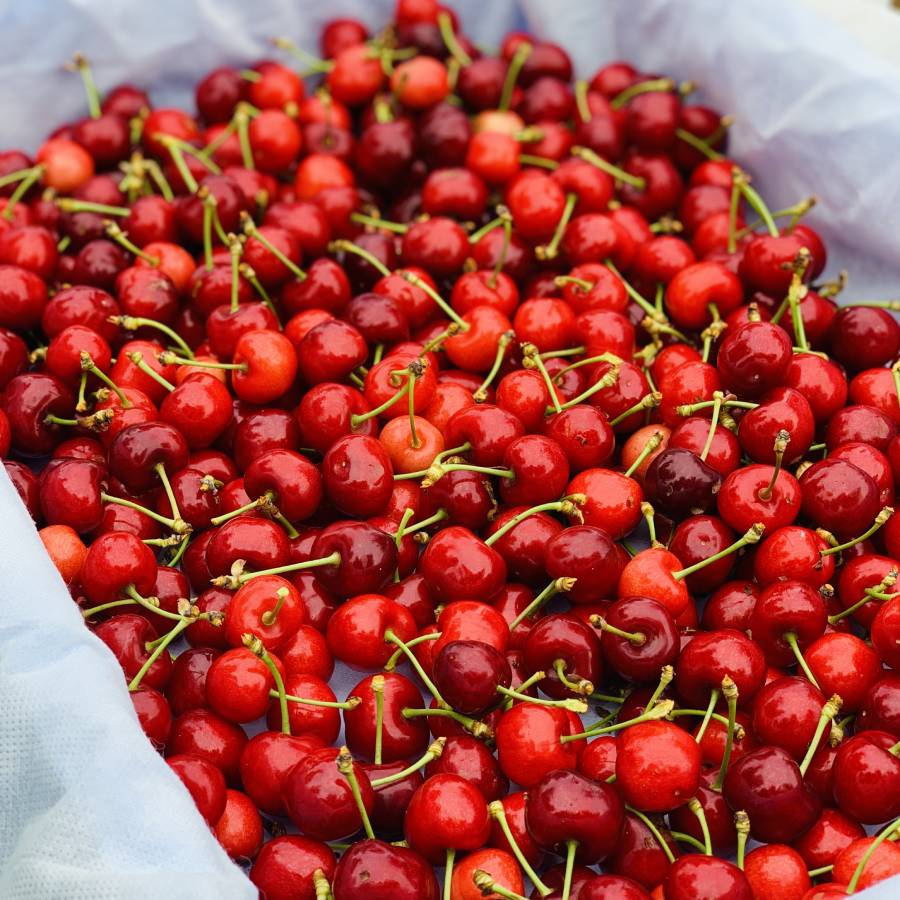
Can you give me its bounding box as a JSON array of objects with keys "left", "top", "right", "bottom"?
[{"left": 1, "top": 1, "right": 899, "bottom": 897}]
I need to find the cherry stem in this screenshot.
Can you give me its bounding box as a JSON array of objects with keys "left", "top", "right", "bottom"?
[
  {"left": 740, "top": 177, "right": 779, "bottom": 238},
  {"left": 406, "top": 371, "right": 420, "bottom": 449},
  {"left": 2, "top": 165, "right": 43, "bottom": 221},
  {"left": 393, "top": 508, "right": 449, "bottom": 540},
  {"left": 100, "top": 492, "right": 184, "bottom": 533},
  {"left": 561, "top": 840, "right": 578, "bottom": 900},
  {"left": 127, "top": 351, "right": 175, "bottom": 391},
  {"left": 623, "top": 429, "right": 665, "bottom": 478},
  {"left": 611, "top": 392, "right": 663, "bottom": 430},
  {"left": 201, "top": 191, "right": 216, "bottom": 270},
  {"left": 159, "top": 352, "right": 246, "bottom": 373},
  {"left": 807, "top": 865, "right": 833, "bottom": 878},
  {"left": 67, "top": 52, "right": 101, "bottom": 117},
  {"left": 487, "top": 802, "right": 552, "bottom": 895},
  {"left": 485, "top": 496, "right": 585, "bottom": 546},
  {"left": 336, "top": 747, "right": 374, "bottom": 840},
  {"left": 846, "top": 817, "right": 900, "bottom": 894},
  {"left": 271, "top": 37, "right": 334, "bottom": 73},
  {"left": 554, "top": 351, "right": 623, "bottom": 379},
  {"left": 667, "top": 708, "right": 742, "bottom": 731},
  {"left": 349, "top": 211, "right": 408, "bottom": 235},
  {"left": 351, "top": 374, "right": 415, "bottom": 427},
  {"left": 694, "top": 688, "right": 721, "bottom": 744},
  {"left": 669, "top": 830, "right": 707, "bottom": 854},
  {"left": 468, "top": 213, "right": 506, "bottom": 245},
  {"left": 571, "top": 146, "right": 646, "bottom": 190},
  {"left": 370, "top": 674, "right": 386, "bottom": 764},
  {"left": 574, "top": 80, "right": 592, "bottom": 123},
  {"left": 313, "top": 869, "right": 334, "bottom": 900},
  {"left": 474, "top": 331, "right": 515, "bottom": 402},
  {"left": 233, "top": 104, "right": 255, "bottom": 170},
  {"left": 822, "top": 506, "right": 893, "bottom": 556},
  {"left": 329, "top": 238, "right": 392, "bottom": 277},
  {"left": 129, "top": 616, "right": 191, "bottom": 691},
  {"left": 241, "top": 263, "right": 281, "bottom": 326},
  {"left": 240, "top": 634, "right": 290, "bottom": 735},
  {"left": 242, "top": 213, "right": 306, "bottom": 280},
  {"left": 111, "top": 316, "right": 194, "bottom": 360},
  {"left": 590, "top": 614, "right": 645, "bottom": 645},
  {"left": 612, "top": 77, "right": 674, "bottom": 108},
  {"left": 734, "top": 811, "right": 750, "bottom": 869},
  {"left": 522, "top": 342, "right": 564, "bottom": 413},
  {"left": 499, "top": 41, "right": 532, "bottom": 111},
  {"left": 79, "top": 351, "right": 132, "bottom": 408},
  {"left": 437, "top": 11, "right": 471, "bottom": 66},
  {"left": 370, "top": 737, "right": 446, "bottom": 788},
  {"left": 214, "top": 551, "right": 341, "bottom": 589},
  {"left": 260, "top": 586, "right": 288, "bottom": 627},
  {"left": 519, "top": 153, "right": 558, "bottom": 170},
  {"left": 757, "top": 430, "right": 791, "bottom": 501},
  {"left": 509, "top": 577, "right": 576, "bottom": 632},
  {"left": 536, "top": 193, "right": 577, "bottom": 261},
  {"left": 57, "top": 198, "right": 130, "bottom": 217},
  {"left": 553, "top": 659, "right": 594, "bottom": 695},
  {"left": 713, "top": 676, "right": 739, "bottom": 791},
  {"left": 496, "top": 682, "right": 587, "bottom": 714},
  {"left": 888, "top": 740, "right": 900, "bottom": 757},
  {"left": 394, "top": 442, "right": 472, "bottom": 481},
  {"left": 81, "top": 598, "right": 140, "bottom": 619},
  {"left": 641, "top": 501, "right": 659, "bottom": 547},
  {"left": 402, "top": 270, "right": 467, "bottom": 328},
  {"left": 384, "top": 628, "right": 447, "bottom": 706},
  {"left": 209, "top": 494, "right": 265, "bottom": 526},
  {"left": 561, "top": 699, "right": 674, "bottom": 742},
  {"left": 798, "top": 695, "right": 842, "bottom": 776},
  {"left": 271, "top": 692, "right": 360, "bottom": 710},
  {"left": 726, "top": 168, "right": 744, "bottom": 255},
  {"left": 784, "top": 632, "right": 821, "bottom": 691},
  {"left": 556, "top": 362, "right": 621, "bottom": 413},
  {"left": 646, "top": 665, "right": 675, "bottom": 712},
  {"left": 626, "top": 805, "right": 676, "bottom": 864},
  {"left": 443, "top": 847, "right": 456, "bottom": 900},
  {"left": 700, "top": 392, "right": 725, "bottom": 462},
  {"left": 673, "top": 523, "right": 765, "bottom": 580},
  {"left": 402, "top": 706, "right": 493, "bottom": 740},
  {"left": 687, "top": 797, "right": 713, "bottom": 856},
  {"left": 676, "top": 398, "right": 758, "bottom": 416},
  {"left": 786, "top": 249, "right": 812, "bottom": 351},
  {"left": 472, "top": 871, "right": 529, "bottom": 900}
]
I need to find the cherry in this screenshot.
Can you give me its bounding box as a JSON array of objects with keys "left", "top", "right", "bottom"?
[
  {"left": 167, "top": 753, "right": 227, "bottom": 826},
  {"left": 167, "top": 708, "right": 247, "bottom": 785},
  {"left": 858, "top": 674, "right": 900, "bottom": 735},
  {"left": 404, "top": 772, "right": 490, "bottom": 865},
  {"left": 322, "top": 433, "right": 393, "bottom": 517},
  {"left": 748, "top": 580, "right": 827, "bottom": 669},
  {"left": 616, "top": 718, "right": 701, "bottom": 812},
  {"left": 804, "top": 632, "right": 882, "bottom": 712},
  {"left": 131, "top": 687, "right": 172, "bottom": 750},
  {"left": 333, "top": 839, "right": 439, "bottom": 900},
  {"left": 723, "top": 746, "right": 822, "bottom": 843},
  {"left": 496, "top": 703, "right": 584, "bottom": 788},
  {"left": 419, "top": 525, "right": 507, "bottom": 602},
  {"left": 665, "top": 855, "right": 752, "bottom": 900},
  {"left": 596, "top": 597, "right": 678, "bottom": 682},
  {"left": 831, "top": 729, "right": 900, "bottom": 824},
  {"left": 249, "top": 835, "right": 335, "bottom": 900},
  {"left": 676, "top": 628, "right": 766, "bottom": 708},
  {"left": 523, "top": 613, "right": 602, "bottom": 699},
  {"left": 751, "top": 676, "right": 827, "bottom": 761},
  {"left": 425, "top": 735, "right": 509, "bottom": 802},
  {"left": 432, "top": 639, "right": 511, "bottom": 716}
]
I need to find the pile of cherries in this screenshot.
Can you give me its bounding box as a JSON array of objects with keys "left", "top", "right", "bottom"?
[{"left": 3, "top": 1, "right": 900, "bottom": 897}]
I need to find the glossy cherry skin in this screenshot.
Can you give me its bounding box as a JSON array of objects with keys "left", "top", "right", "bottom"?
[
  {"left": 239, "top": 732, "right": 325, "bottom": 817},
  {"left": 486, "top": 509, "right": 563, "bottom": 585},
  {"left": 1, "top": 372, "right": 74, "bottom": 456},
  {"left": 248, "top": 835, "right": 335, "bottom": 900},
  {"left": 831, "top": 730, "right": 900, "bottom": 824},
  {"left": 310, "top": 520, "right": 397, "bottom": 597},
  {"left": 799, "top": 458, "right": 881, "bottom": 540},
  {"left": 567, "top": 467, "right": 643, "bottom": 540},
  {"left": 333, "top": 839, "right": 439, "bottom": 900},
  {"left": 524, "top": 614, "right": 602, "bottom": 699},
  {"left": 664, "top": 855, "right": 752, "bottom": 900},
  {"left": 644, "top": 447, "right": 722, "bottom": 519},
  {"left": 167, "top": 647, "right": 218, "bottom": 716},
  {"left": 403, "top": 773, "right": 491, "bottom": 864},
  {"left": 431, "top": 639, "right": 511, "bottom": 716},
  {"left": 793, "top": 808, "right": 866, "bottom": 871},
  {"left": 751, "top": 676, "right": 827, "bottom": 762},
  {"left": 425, "top": 735, "right": 509, "bottom": 803},
  {"left": 616, "top": 719, "right": 702, "bottom": 813},
  {"left": 544, "top": 525, "right": 623, "bottom": 603},
  {"left": 832, "top": 836, "right": 900, "bottom": 891},
  {"left": 205, "top": 516, "right": 290, "bottom": 578},
  {"left": 717, "top": 320, "right": 793, "bottom": 397},
  {"left": 669, "top": 515, "right": 738, "bottom": 594},
  {"left": 496, "top": 704, "right": 584, "bottom": 788},
  {"left": 749, "top": 580, "right": 827, "bottom": 667},
  {"left": 80, "top": 531, "right": 157, "bottom": 604},
  {"left": 718, "top": 464, "right": 801, "bottom": 533},
  {"left": 325, "top": 593, "right": 416, "bottom": 670},
  {"left": 282, "top": 746, "right": 375, "bottom": 842},
  {"left": 676, "top": 629, "right": 766, "bottom": 708},
  {"left": 753, "top": 526, "right": 833, "bottom": 588},
  {"left": 167, "top": 708, "right": 247, "bottom": 785},
  {"left": 599, "top": 597, "right": 679, "bottom": 682},
  {"left": 526, "top": 768, "right": 624, "bottom": 864},
  {"left": 167, "top": 753, "right": 227, "bottom": 826},
  {"left": 723, "top": 746, "right": 821, "bottom": 843},
  {"left": 343, "top": 672, "right": 429, "bottom": 763},
  {"left": 322, "top": 433, "right": 393, "bottom": 517},
  {"left": 804, "top": 632, "right": 882, "bottom": 712},
  {"left": 205, "top": 648, "right": 276, "bottom": 724},
  {"left": 858, "top": 674, "right": 900, "bottom": 735},
  {"left": 418, "top": 526, "right": 507, "bottom": 602}
]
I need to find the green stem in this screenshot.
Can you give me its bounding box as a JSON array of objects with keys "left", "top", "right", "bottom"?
[
  {"left": 112, "top": 316, "right": 193, "bottom": 359},
  {"left": 846, "top": 817, "right": 900, "bottom": 894},
  {"left": 443, "top": 848, "right": 456, "bottom": 900},
  {"left": 623, "top": 429, "right": 664, "bottom": 478},
  {"left": 571, "top": 146, "right": 646, "bottom": 190},
  {"left": 821, "top": 507, "right": 893, "bottom": 556},
  {"left": 509, "top": 577, "right": 575, "bottom": 631},
  {"left": 798, "top": 695, "right": 842, "bottom": 777},
  {"left": 385, "top": 628, "right": 446, "bottom": 706},
  {"left": 536, "top": 193, "right": 577, "bottom": 261},
  {"left": 673, "top": 524, "right": 765, "bottom": 580},
  {"left": 336, "top": 748, "right": 374, "bottom": 840},
  {"left": 670, "top": 830, "right": 707, "bottom": 853},
  {"left": 785, "top": 632, "right": 821, "bottom": 690},
  {"left": 485, "top": 498, "right": 581, "bottom": 546},
  {"left": 349, "top": 211, "right": 408, "bottom": 235},
  {"left": 499, "top": 42, "right": 532, "bottom": 112},
  {"left": 437, "top": 11, "right": 472, "bottom": 66},
  {"left": 713, "top": 677, "right": 739, "bottom": 791},
  {"left": 242, "top": 213, "right": 306, "bottom": 280},
  {"left": 128, "top": 618, "right": 190, "bottom": 691},
  {"left": 372, "top": 674, "right": 385, "bottom": 765},
  {"left": 370, "top": 737, "right": 445, "bottom": 787},
  {"left": 560, "top": 700, "right": 674, "bottom": 742},
  {"left": 687, "top": 797, "right": 712, "bottom": 856},
  {"left": 693, "top": 689, "right": 720, "bottom": 744},
  {"left": 561, "top": 840, "right": 577, "bottom": 900},
  {"left": 626, "top": 805, "right": 675, "bottom": 864},
  {"left": 100, "top": 493, "right": 181, "bottom": 532},
  {"left": 611, "top": 77, "right": 674, "bottom": 109}
]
